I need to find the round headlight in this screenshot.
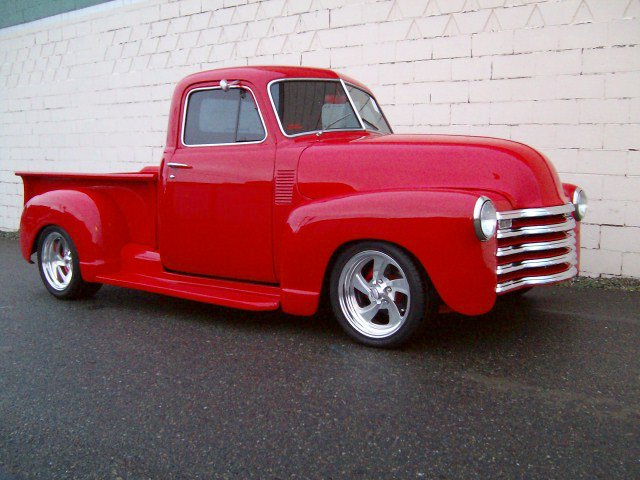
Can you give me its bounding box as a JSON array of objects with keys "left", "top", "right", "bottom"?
[
  {"left": 474, "top": 196, "right": 497, "bottom": 241},
  {"left": 572, "top": 187, "right": 588, "bottom": 221}
]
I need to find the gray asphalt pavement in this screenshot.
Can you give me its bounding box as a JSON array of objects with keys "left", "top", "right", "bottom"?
[{"left": 0, "top": 237, "right": 639, "bottom": 479}]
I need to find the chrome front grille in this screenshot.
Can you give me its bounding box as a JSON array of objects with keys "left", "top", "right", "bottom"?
[{"left": 495, "top": 204, "right": 578, "bottom": 293}]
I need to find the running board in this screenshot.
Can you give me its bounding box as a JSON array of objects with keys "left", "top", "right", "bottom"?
[{"left": 93, "top": 245, "right": 280, "bottom": 311}]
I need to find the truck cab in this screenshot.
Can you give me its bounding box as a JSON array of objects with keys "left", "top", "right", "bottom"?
[{"left": 17, "top": 66, "right": 587, "bottom": 347}]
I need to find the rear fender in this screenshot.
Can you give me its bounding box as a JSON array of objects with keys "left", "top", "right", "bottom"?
[
  {"left": 279, "top": 190, "right": 498, "bottom": 316},
  {"left": 19, "top": 189, "right": 128, "bottom": 280}
]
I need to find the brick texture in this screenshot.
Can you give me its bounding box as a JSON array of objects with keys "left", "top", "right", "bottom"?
[{"left": 0, "top": 0, "right": 639, "bottom": 278}]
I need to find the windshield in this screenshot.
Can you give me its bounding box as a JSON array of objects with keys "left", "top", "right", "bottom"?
[
  {"left": 269, "top": 80, "right": 362, "bottom": 136},
  {"left": 345, "top": 84, "right": 392, "bottom": 134}
]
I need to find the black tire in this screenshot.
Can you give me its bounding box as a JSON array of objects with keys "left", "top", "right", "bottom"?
[
  {"left": 329, "top": 241, "right": 437, "bottom": 348},
  {"left": 36, "top": 226, "right": 102, "bottom": 300}
]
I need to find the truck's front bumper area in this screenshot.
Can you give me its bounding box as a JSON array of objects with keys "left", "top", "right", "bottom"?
[{"left": 494, "top": 203, "right": 579, "bottom": 293}]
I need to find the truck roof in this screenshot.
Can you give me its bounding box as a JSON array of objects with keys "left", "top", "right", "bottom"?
[
  {"left": 166, "top": 66, "right": 374, "bottom": 148},
  {"left": 177, "top": 65, "right": 370, "bottom": 91}
]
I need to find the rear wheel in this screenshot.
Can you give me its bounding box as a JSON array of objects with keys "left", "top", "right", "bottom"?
[
  {"left": 37, "top": 226, "right": 102, "bottom": 300},
  {"left": 329, "top": 242, "right": 436, "bottom": 348}
]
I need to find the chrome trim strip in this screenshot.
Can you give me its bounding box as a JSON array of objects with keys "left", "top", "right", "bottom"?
[
  {"left": 496, "top": 203, "right": 574, "bottom": 220},
  {"left": 496, "top": 266, "right": 578, "bottom": 293},
  {"left": 180, "top": 85, "right": 268, "bottom": 148},
  {"left": 496, "top": 250, "right": 577, "bottom": 275},
  {"left": 496, "top": 233, "right": 576, "bottom": 257},
  {"left": 497, "top": 217, "right": 576, "bottom": 238},
  {"left": 267, "top": 78, "right": 367, "bottom": 139}
]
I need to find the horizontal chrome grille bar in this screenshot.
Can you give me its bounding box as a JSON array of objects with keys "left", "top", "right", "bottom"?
[
  {"left": 496, "top": 250, "right": 577, "bottom": 275},
  {"left": 496, "top": 233, "right": 576, "bottom": 257},
  {"left": 496, "top": 266, "right": 578, "bottom": 293},
  {"left": 497, "top": 217, "right": 576, "bottom": 239},
  {"left": 494, "top": 203, "right": 579, "bottom": 294},
  {"left": 496, "top": 203, "right": 574, "bottom": 220}
]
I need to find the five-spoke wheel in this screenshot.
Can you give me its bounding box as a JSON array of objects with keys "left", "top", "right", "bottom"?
[
  {"left": 330, "top": 242, "right": 436, "bottom": 347},
  {"left": 37, "top": 226, "right": 102, "bottom": 299},
  {"left": 40, "top": 230, "right": 74, "bottom": 291}
]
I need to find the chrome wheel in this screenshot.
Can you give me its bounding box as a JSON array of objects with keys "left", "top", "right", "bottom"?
[
  {"left": 338, "top": 250, "right": 411, "bottom": 339},
  {"left": 41, "top": 231, "right": 73, "bottom": 291}
]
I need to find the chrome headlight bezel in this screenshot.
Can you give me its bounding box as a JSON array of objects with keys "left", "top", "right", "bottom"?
[
  {"left": 572, "top": 187, "right": 588, "bottom": 221},
  {"left": 473, "top": 196, "right": 497, "bottom": 242}
]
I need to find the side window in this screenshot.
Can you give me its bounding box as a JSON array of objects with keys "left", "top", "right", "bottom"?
[
  {"left": 183, "top": 88, "right": 265, "bottom": 146},
  {"left": 237, "top": 93, "right": 265, "bottom": 142}
]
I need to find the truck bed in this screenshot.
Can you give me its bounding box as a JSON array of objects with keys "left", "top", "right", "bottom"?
[{"left": 16, "top": 167, "right": 159, "bottom": 250}]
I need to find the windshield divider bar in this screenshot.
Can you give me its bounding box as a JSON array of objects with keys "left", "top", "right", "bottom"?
[{"left": 340, "top": 79, "right": 365, "bottom": 131}]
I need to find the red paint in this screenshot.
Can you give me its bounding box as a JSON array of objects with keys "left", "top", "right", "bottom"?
[
  {"left": 159, "top": 137, "right": 277, "bottom": 284},
  {"left": 16, "top": 66, "right": 584, "bottom": 317},
  {"left": 297, "top": 133, "right": 566, "bottom": 209}
]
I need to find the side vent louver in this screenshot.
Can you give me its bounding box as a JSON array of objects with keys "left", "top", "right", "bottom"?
[{"left": 275, "top": 170, "right": 295, "bottom": 205}]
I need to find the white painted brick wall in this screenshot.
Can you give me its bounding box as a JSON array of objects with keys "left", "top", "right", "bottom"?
[{"left": 1, "top": 0, "right": 639, "bottom": 278}]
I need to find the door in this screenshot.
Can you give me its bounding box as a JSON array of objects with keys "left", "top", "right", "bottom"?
[{"left": 159, "top": 85, "right": 276, "bottom": 284}]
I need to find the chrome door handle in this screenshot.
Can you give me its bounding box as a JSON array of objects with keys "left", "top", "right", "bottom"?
[{"left": 167, "top": 162, "right": 192, "bottom": 169}]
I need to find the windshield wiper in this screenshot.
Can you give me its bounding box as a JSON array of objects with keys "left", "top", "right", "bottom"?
[{"left": 322, "top": 112, "right": 356, "bottom": 131}]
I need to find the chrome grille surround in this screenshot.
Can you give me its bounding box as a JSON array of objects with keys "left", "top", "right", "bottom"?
[{"left": 495, "top": 203, "right": 578, "bottom": 293}]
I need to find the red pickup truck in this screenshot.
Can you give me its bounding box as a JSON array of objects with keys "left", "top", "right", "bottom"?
[{"left": 17, "top": 66, "right": 587, "bottom": 347}]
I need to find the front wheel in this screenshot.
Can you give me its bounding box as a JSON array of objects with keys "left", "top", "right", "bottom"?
[
  {"left": 329, "top": 242, "right": 436, "bottom": 348},
  {"left": 37, "top": 226, "right": 102, "bottom": 300}
]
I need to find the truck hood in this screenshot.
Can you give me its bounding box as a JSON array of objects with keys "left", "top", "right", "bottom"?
[{"left": 297, "top": 133, "right": 567, "bottom": 210}]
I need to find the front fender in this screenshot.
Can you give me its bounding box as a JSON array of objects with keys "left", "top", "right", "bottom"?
[
  {"left": 19, "top": 189, "right": 128, "bottom": 279},
  {"left": 279, "top": 190, "right": 498, "bottom": 316}
]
